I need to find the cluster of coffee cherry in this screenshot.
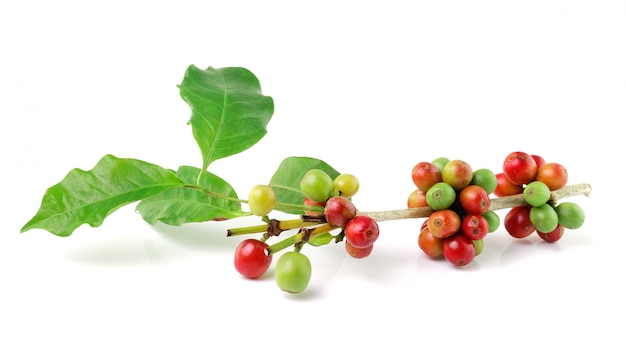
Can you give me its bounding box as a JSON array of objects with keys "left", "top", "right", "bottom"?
[
  {"left": 495, "top": 152, "right": 585, "bottom": 242},
  {"left": 233, "top": 169, "right": 380, "bottom": 293},
  {"left": 411, "top": 151, "right": 586, "bottom": 267},
  {"left": 300, "top": 169, "right": 381, "bottom": 259},
  {"left": 409, "top": 158, "right": 499, "bottom": 266}
]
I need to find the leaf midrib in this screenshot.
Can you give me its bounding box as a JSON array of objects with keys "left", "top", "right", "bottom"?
[
  {"left": 24, "top": 182, "right": 185, "bottom": 229},
  {"left": 203, "top": 69, "right": 228, "bottom": 169}
]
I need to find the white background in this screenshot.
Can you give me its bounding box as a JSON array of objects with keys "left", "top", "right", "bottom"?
[{"left": 1, "top": 0, "right": 624, "bottom": 338}]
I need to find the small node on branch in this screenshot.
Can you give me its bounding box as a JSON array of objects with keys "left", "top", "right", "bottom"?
[
  {"left": 299, "top": 227, "right": 312, "bottom": 243},
  {"left": 266, "top": 219, "right": 283, "bottom": 237},
  {"left": 301, "top": 215, "right": 326, "bottom": 224}
]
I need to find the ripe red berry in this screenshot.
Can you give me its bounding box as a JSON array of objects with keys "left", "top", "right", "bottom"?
[
  {"left": 443, "top": 233, "right": 476, "bottom": 266},
  {"left": 531, "top": 154, "right": 546, "bottom": 168},
  {"left": 537, "top": 224, "right": 565, "bottom": 243},
  {"left": 459, "top": 185, "right": 490, "bottom": 215},
  {"left": 503, "top": 151, "right": 538, "bottom": 186},
  {"left": 345, "top": 241, "right": 374, "bottom": 259},
  {"left": 411, "top": 161, "right": 442, "bottom": 192},
  {"left": 441, "top": 159, "right": 473, "bottom": 191},
  {"left": 504, "top": 205, "right": 536, "bottom": 238},
  {"left": 427, "top": 209, "right": 461, "bottom": 239},
  {"left": 344, "top": 215, "right": 380, "bottom": 249},
  {"left": 418, "top": 226, "right": 444, "bottom": 259},
  {"left": 324, "top": 196, "right": 357, "bottom": 227},
  {"left": 536, "top": 162, "right": 568, "bottom": 191},
  {"left": 234, "top": 239, "right": 272, "bottom": 279},
  {"left": 460, "top": 214, "right": 489, "bottom": 241},
  {"left": 407, "top": 189, "right": 429, "bottom": 208},
  {"left": 493, "top": 172, "right": 523, "bottom": 197}
]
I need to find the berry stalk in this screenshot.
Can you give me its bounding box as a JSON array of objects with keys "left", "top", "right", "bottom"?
[
  {"left": 226, "top": 218, "right": 322, "bottom": 237},
  {"left": 265, "top": 223, "right": 339, "bottom": 256},
  {"left": 360, "top": 183, "right": 591, "bottom": 222}
]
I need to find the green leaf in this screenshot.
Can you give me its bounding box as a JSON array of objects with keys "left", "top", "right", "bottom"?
[
  {"left": 269, "top": 156, "right": 340, "bottom": 215},
  {"left": 21, "top": 155, "right": 186, "bottom": 236},
  {"left": 307, "top": 232, "right": 335, "bottom": 247},
  {"left": 136, "top": 166, "right": 248, "bottom": 226},
  {"left": 178, "top": 65, "right": 274, "bottom": 173}
]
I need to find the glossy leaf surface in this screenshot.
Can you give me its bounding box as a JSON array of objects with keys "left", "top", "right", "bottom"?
[
  {"left": 269, "top": 156, "right": 340, "bottom": 214},
  {"left": 136, "top": 166, "right": 247, "bottom": 225},
  {"left": 307, "top": 232, "right": 335, "bottom": 246},
  {"left": 21, "top": 155, "right": 185, "bottom": 236},
  {"left": 178, "top": 65, "right": 274, "bottom": 172}
]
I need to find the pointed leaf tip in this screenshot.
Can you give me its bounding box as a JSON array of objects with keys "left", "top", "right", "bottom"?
[{"left": 21, "top": 155, "right": 186, "bottom": 236}]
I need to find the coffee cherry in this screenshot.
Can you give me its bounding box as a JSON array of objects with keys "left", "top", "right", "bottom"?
[
  {"left": 529, "top": 203, "right": 559, "bottom": 233},
  {"left": 344, "top": 215, "right": 380, "bottom": 249},
  {"left": 248, "top": 185, "right": 276, "bottom": 216},
  {"left": 427, "top": 209, "right": 461, "bottom": 239},
  {"left": 441, "top": 159, "right": 473, "bottom": 191},
  {"left": 411, "top": 161, "right": 442, "bottom": 192},
  {"left": 460, "top": 214, "right": 489, "bottom": 241},
  {"left": 531, "top": 154, "right": 546, "bottom": 168},
  {"left": 418, "top": 226, "right": 444, "bottom": 259},
  {"left": 275, "top": 251, "right": 312, "bottom": 294},
  {"left": 324, "top": 196, "right": 357, "bottom": 227},
  {"left": 431, "top": 157, "right": 450, "bottom": 172},
  {"left": 537, "top": 224, "right": 565, "bottom": 243},
  {"left": 523, "top": 181, "right": 551, "bottom": 207},
  {"left": 407, "top": 189, "right": 429, "bottom": 208},
  {"left": 482, "top": 210, "right": 500, "bottom": 233},
  {"left": 504, "top": 205, "right": 535, "bottom": 238},
  {"left": 536, "top": 163, "right": 568, "bottom": 191},
  {"left": 503, "top": 151, "right": 538, "bottom": 186},
  {"left": 459, "top": 185, "right": 490, "bottom": 215},
  {"left": 470, "top": 168, "right": 498, "bottom": 195},
  {"left": 333, "top": 173, "right": 360, "bottom": 197},
  {"left": 494, "top": 172, "right": 524, "bottom": 197},
  {"left": 443, "top": 233, "right": 475, "bottom": 266},
  {"left": 234, "top": 239, "right": 272, "bottom": 279},
  {"left": 473, "top": 239, "right": 484, "bottom": 256},
  {"left": 345, "top": 241, "right": 374, "bottom": 259},
  {"left": 426, "top": 182, "right": 456, "bottom": 210},
  {"left": 556, "top": 202, "right": 585, "bottom": 229},
  {"left": 300, "top": 169, "right": 333, "bottom": 202}
]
